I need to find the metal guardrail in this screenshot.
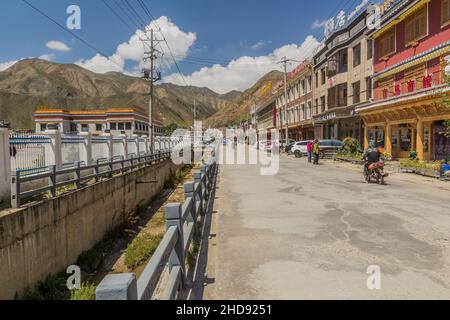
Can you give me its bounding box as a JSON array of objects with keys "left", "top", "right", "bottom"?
[
  {"left": 11, "top": 150, "right": 172, "bottom": 208},
  {"left": 95, "top": 157, "right": 218, "bottom": 300}
]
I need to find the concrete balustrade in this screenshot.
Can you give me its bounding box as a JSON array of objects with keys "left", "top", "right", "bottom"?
[{"left": 96, "top": 157, "right": 218, "bottom": 301}]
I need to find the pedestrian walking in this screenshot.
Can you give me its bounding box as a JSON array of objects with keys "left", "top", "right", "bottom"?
[
  {"left": 307, "top": 140, "right": 313, "bottom": 163},
  {"left": 313, "top": 139, "right": 320, "bottom": 165}
]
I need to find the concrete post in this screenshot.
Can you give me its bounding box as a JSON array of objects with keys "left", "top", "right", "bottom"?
[
  {"left": 119, "top": 134, "right": 128, "bottom": 159},
  {"left": 102, "top": 133, "right": 113, "bottom": 160},
  {"left": 154, "top": 136, "right": 160, "bottom": 152},
  {"left": 79, "top": 132, "right": 92, "bottom": 166},
  {"left": 416, "top": 118, "right": 424, "bottom": 160},
  {"left": 96, "top": 273, "right": 138, "bottom": 300},
  {"left": 200, "top": 165, "right": 207, "bottom": 190},
  {"left": 194, "top": 173, "right": 204, "bottom": 216},
  {"left": 165, "top": 203, "right": 185, "bottom": 285},
  {"left": 0, "top": 128, "right": 11, "bottom": 202},
  {"left": 184, "top": 182, "right": 197, "bottom": 219},
  {"left": 44, "top": 130, "right": 62, "bottom": 170},
  {"left": 130, "top": 135, "right": 138, "bottom": 156},
  {"left": 140, "top": 136, "right": 149, "bottom": 155}
]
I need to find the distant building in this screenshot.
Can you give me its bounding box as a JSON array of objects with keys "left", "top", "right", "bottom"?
[
  {"left": 275, "top": 61, "right": 315, "bottom": 141},
  {"left": 33, "top": 106, "right": 164, "bottom": 136}
]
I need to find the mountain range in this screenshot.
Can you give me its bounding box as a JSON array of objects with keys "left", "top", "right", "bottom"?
[{"left": 0, "top": 59, "right": 280, "bottom": 130}]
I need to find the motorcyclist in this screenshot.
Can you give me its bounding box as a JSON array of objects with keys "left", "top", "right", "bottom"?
[{"left": 363, "top": 142, "right": 381, "bottom": 175}]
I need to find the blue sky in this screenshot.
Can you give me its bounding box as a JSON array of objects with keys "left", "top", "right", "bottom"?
[{"left": 0, "top": 0, "right": 373, "bottom": 93}]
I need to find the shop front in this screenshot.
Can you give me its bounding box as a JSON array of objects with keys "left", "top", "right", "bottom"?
[
  {"left": 313, "top": 108, "right": 362, "bottom": 142},
  {"left": 359, "top": 89, "right": 450, "bottom": 160}
]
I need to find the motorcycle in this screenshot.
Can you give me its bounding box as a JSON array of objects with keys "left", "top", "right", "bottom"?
[{"left": 364, "top": 160, "right": 389, "bottom": 185}]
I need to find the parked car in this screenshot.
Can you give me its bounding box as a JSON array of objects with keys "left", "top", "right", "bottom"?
[
  {"left": 318, "top": 140, "right": 343, "bottom": 158},
  {"left": 285, "top": 141, "right": 296, "bottom": 154},
  {"left": 291, "top": 141, "right": 309, "bottom": 158}
]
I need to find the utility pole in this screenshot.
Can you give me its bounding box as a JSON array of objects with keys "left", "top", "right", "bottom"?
[
  {"left": 279, "top": 57, "right": 303, "bottom": 145},
  {"left": 143, "top": 29, "right": 162, "bottom": 153},
  {"left": 280, "top": 57, "right": 289, "bottom": 144}
]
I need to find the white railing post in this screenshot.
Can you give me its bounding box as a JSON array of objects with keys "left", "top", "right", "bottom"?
[
  {"left": 131, "top": 135, "right": 139, "bottom": 157},
  {"left": 0, "top": 127, "right": 11, "bottom": 202},
  {"left": 140, "top": 135, "right": 149, "bottom": 155},
  {"left": 102, "top": 133, "right": 113, "bottom": 161},
  {"left": 119, "top": 134, "right": 128, "bottom": 159},
  {"left": 165, "top": 203, "right": 186, "bottom": 286},
  {"left": 79, "top": 132, "right": 92, "bottom": 166},
  {"left": 44, "top": 129, "right": 62, "bottom": 170}
]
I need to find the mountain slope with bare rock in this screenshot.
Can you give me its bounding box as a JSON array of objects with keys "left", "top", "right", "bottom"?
[{"left": 0, "top": 59, "right": 238, "bottom": 129}]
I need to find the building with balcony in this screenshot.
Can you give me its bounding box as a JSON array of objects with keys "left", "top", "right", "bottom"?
[
  {"left": 312, "top": 8, "right": 374, "bottom": 143},
  {"left": 33, "top": 106, "right": 164, "bottom": 137},
  {"left": 275, "top": 61, "right": 315, "bottom": 141},
  {"left": 357, "top": 0, "right": 450, "bottom": 160}
]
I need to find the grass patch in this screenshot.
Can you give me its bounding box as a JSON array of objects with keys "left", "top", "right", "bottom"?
[
  {"left": 16, "top": 229, "right": 120, "bottom": 300},
  {"left": 124, "top": 233, "right": 164, "bottom": 269},
  {"left": 70, "top": 283, "right": 96, "bottom": 300},
  {"left": 77, "top": 230, "right": 119, "bottom": 274},
  {"left": 187, "top": 220, "right": 203, "bottom": 268},
  {"left": 0, "top": 199, "right": 11, "bottom": 211},
  {"left": 400, "top": 159, "right": 444, "bottom": 171},
  {"left": 17, "top": 273, "right": 70, "bottom": 300}
]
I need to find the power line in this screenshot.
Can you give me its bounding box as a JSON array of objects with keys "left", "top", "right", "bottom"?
[
  {"left": 102, "top": 0, "right": 135, "bottom": 33},
  {"left": 20, "top": 0, "right": 125, "bottom": 70},
  {"left": 122, "top": 0, "right": 147, "bottom": 28},
  {"left": 113, "top": 0, "right": 142, "bottom": 30}
]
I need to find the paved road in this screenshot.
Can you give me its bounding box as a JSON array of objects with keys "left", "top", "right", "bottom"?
[{"left": 203, "top": 154, "right": 450, "bottom": 299}]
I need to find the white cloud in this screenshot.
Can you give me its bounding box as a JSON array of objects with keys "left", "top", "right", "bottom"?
[
  {"left": 163, "top": 35, "right": 320, "bottom": 94},
  {"left": 311, "top": 19, "right": 328, "bottom": 30},
  {"left": 0, "top": 59, "right": 19, "bottom": 71},
  {"left": 77, "top": 16, "right": 196, "bottom": 74},
  {"left": 39, "top": 54, "right": 54, "bottom": 61},
  {"left": 75, "top": 53, "right": 124, "bottom": 74},
  {"left": 46, "top": 40, "right": 72, "bottom": 52},
  {"left": 251, "top": 40, "right": 271, "bottom": 50}
]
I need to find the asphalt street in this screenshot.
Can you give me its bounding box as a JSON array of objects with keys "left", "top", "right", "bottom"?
[{"left": 203, "top": 153, "right": 450, "bottom": 299}]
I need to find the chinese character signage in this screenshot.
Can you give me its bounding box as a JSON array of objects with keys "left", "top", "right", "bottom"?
[{"left": 323, "top": 0, "right": 371, "bottom": 39}]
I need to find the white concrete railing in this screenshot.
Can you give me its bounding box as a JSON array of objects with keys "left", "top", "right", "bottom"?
[
  {"left": 3, "top": 129, "right": 179, "bottom": 204},
  {"left": 95, "top": 157, "right": 218, "bottom": 300}
]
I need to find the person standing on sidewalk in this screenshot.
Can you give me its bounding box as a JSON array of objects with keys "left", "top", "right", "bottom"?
[
  {"left": 307, "top": 140, "right": 313, "bottom": 163},
  {"left": 313, "top": 139, "right": 320, "bottom": 165}
]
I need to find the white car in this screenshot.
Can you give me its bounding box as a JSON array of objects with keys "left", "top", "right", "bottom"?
[{"left": 290, "top": 141, "right": 309, "bottom": 158}]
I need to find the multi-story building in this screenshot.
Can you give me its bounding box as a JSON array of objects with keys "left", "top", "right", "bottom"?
[
  {"left": 357, "top": 0, "right": 450, "bottom": 160},
  {"left": 255, "top": 95, "right": 277, "bottom": 141},
  {"left": 275, "top": 61, "right": 315, "bottom": 141},
  {"left": 312, "top": 8, "right": 373, "bottom": 144},
  {"left": 33, "top": 106, "right": 164, "bottom": 137}
]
